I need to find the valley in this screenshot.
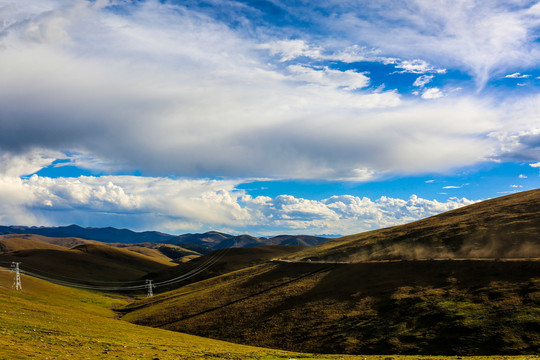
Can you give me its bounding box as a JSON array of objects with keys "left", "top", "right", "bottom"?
[{"left": 0, "top": 190, "right": 539, "bottom": 358}]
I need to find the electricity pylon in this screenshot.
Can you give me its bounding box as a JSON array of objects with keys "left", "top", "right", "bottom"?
[
  {"left": 11, "top": 262, "right": 22, "bottom": 291},
  {"left": 146, "top": 279, "right": 154, "bottom": 297}
]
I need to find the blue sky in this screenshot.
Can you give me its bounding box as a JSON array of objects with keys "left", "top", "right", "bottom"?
[{"left": 0, "top": 0, "right": 539, "bottom": 236}]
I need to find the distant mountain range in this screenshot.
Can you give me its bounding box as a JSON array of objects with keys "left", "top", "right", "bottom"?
[
  {"left": 0, "top": 225, "right": 333, "bottom": 249},
  {"left": 0, "top": 224, "right": 175, "bottom": 244}
]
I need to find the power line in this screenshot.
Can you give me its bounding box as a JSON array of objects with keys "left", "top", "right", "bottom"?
[{"left": 0, "top": 246, "right": 234, "bottom": 293}]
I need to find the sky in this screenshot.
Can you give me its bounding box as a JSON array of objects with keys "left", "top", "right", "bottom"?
[{"left": 0, "top": 0, "right": 540, "bottom": 236}]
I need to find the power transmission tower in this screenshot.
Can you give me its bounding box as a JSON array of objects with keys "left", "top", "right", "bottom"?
[
  {"left": 146, "top": 279, "right": 154, "bottom": 297},
  {"left": 11, "top": 262, "right": 22, "bottom": 291}
]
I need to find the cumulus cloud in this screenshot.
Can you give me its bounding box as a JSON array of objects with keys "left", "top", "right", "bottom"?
[
  {"left": 0, "top": 155, "right": 476, "bottom": 234},
  {"left": 0, "top": 170, "right": 477, "bottom": 235}
]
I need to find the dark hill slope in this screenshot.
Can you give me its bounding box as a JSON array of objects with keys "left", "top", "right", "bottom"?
[
  {"left": 145, "top": 245, "right": 306, "bottom": 291},
  {"left": 268, "top": 234, "right": 332, "bottom": 246},
  {"left": 293, "top": 189, "right": 540, "bottom": 262},
  {"left": 122, "top": 260, "right": 540, "bottom": 356},
  {"left": 171, "top": 231, "right": 332, "bottom": 249}
]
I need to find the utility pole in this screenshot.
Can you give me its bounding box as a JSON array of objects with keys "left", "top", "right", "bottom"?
[
  {"left": 11, "top": 262, "right": 22, "bottom": 291},
  {"left": 146, "top": 279, "right": 154, "bottom": 297}
]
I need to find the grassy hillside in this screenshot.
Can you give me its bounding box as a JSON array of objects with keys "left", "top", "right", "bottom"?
[
  {"left": 111, "top": 242, "right": 201, "bottom": 263},
  {"left": 0, "top": 237, "right": 68, "bottom": 252},
  {"left": 0, "top": 243, "right": 175, "bottom": 284},
  {"left": 122, "top": 260, "right": 540, "bottom": 356},
  {"left": 0, "top": 234, "right": 200, "bottom": 264},
  {"left": 292, "top": 189, "right": 540, "bottom": 262},
  {"left": 1, "top": 271, "right": 370, "bottom": 359},
  {"left": 0, "top": 234, "right": 97, "bottom": 249}
]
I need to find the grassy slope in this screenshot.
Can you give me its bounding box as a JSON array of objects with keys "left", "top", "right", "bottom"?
[
  {"left": 0, "top": 243, "right": 175, "bottom": 284},
  {"left": 0, "top": 237, "right": 68, "bottom": 252},
  {"left": 111, "top": 242, "right": 201, "bottom": 263},
  {"left": 0, "top": 271, "right": 477, "bottom": 360},
  {"left": 291, "top": 189, "right": 540, "bottom": 262},
  {"left": 0, "top": 234, "right": 200, "bottom": 264},
  {"left": 122, "top": 260, "right": 540, "bottom": 356},
  {"left": 0, "top": 234, "right": 97, "bottom": 249}
]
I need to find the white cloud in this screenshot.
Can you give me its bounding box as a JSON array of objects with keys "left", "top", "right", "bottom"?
[
  {"left": 421, "top": 87, "right": 444, "bottom": 99},
  {"left": 505, "top": 72, "right": 531, "bottom": 79},
  {"left": 531, "top": 162, "right": 540, "bottom": 168},
  {"left": 0, "top": 0, "right": 538, "bottom": 183},
  {"left": 425, "top": 179, "right": 435, "bottom": 183},
  {"left": 0, "top": 168, "right": 477, "bottom": 235},
  {"left": 327, "top": 0, "right": 540, "bottom": 88},
  {"left": 0, "top": 150, "right": 61, "bottom": 177},
  {"left": 287, "top": 65, "right": 370, "bottom": 90},
  {"left": 259, "top": 40, "right": 397, "bottom": 65},
  {"left": 258, "top": 39, "right": 324, "bottom": 62},
  {"left": 519, "top": 174, "right": 528, "bottom": 178},
  {"left": 413, "top": 75, "right": 434, "bottom": 87},
  {"left": 442, "top": 185, "right": 461, "bottom": 189},
  {"left": 396, "top": 59, "right": 446, "bottom": 74}
]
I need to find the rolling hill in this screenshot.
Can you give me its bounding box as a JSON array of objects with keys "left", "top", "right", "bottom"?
[
  {"left": 0, "top": 233, "right": 98, "bottom": 248},
  {"left": 0, "top": 242, "right": 175, "bottom": 285},
  {"left": 121, "top": 189, "right": 540, "bottom": 355},
  {"left": 290, "top": 188, "right": 540, "bottom": 262}
]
